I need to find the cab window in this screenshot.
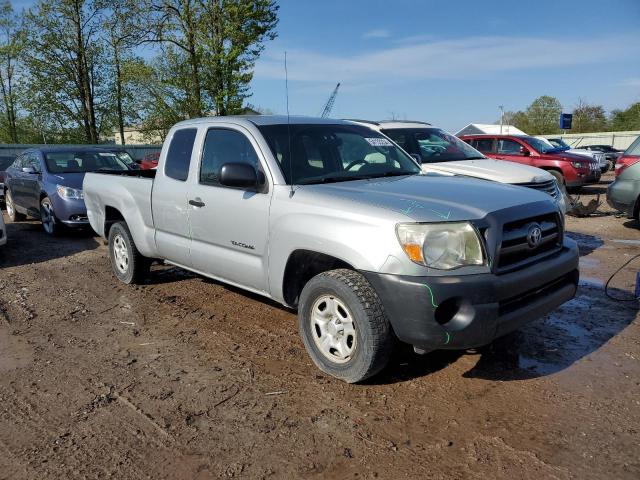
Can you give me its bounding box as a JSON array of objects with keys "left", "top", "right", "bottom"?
[{"left": 165, "top": 128, "right": 197, "bottom": 181}]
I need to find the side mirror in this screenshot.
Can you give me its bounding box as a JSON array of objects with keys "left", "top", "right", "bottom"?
[
  {"left": 410, "top": 153, "right": 423, "bottom": 164},
  {"left": 519, "top": 146, "right": 530, "bottom": 157},
  {"left": 22, "top": 166, "right": 37, "bottom": 174},
  {"left": 219, "top": 163, "right": 260, "bottom": 190}
]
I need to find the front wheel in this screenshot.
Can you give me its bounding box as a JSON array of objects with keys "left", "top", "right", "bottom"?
[
  {"left": 108, "top": 221, "right": 150, "bottom": 284},
  {"left": 5, "top": 189, "right": 25, "bottom": 222},
  {"left": 298, "top": 269, "right": 393, "bottom": 383},
  {"left": 40, "top": 197, "right": 61, "bottom": 235}
]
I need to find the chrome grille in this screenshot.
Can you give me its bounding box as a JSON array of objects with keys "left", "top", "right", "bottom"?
[
  {"left": 496, "top": 212, "right": 563, "bottom": 272},
  {"left": 514, "top": 179, "right": 559, "bottom": 199}
]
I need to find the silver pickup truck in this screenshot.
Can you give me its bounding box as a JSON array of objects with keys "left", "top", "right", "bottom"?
[{"left": 84, "top": 116, "right": 579, "bottom": 383}]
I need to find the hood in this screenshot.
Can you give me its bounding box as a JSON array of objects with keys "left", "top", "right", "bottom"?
[
  {"left": 422, "top": 159, "right": 553, "bottom": 184},
  {"left": 47, "top": 172, "right": 86, "bottom": 189},
  {"left": 300, "top": 174, "right": 554, "bottom": 223}
]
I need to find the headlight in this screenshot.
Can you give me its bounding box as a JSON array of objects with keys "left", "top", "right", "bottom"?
[
  {"left": 396, "top": 222, "right": 484, "bottom": 269},
  {"left": 571, "top": 161, "right": 585, "bottom": 169},
  {"left": 56, "top": 185, "right": 83, "bottom": 199}
]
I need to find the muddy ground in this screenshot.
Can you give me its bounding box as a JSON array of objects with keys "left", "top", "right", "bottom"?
[{"left": 0, "top": 172, "right": 639, "bottom": 479}]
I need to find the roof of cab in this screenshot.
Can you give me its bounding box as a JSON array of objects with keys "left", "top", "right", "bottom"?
[
  {"left": 22, "top": 146, "right": 120, "bottom": 154},
  {"left": 173, "top": 115, "right": 354, "bottom": 128}
]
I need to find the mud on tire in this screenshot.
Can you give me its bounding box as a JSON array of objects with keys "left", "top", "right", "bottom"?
[{"left": 298, "top": 269, "right": 393, "bottom": 383}]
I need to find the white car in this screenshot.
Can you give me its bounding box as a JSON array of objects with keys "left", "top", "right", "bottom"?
[
  {"left": 541, "top": 137, "right": 609, "bottom": 173},
  {"left": 0, "top": 212, "right": 6, "bottom": 246},
  {"left": 349, "top": 120, "right": 567, "bottom": 214}
]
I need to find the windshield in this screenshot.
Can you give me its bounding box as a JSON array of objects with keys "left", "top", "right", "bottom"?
[
  {"left": 523, "top": 136, "right": 567, "bottom": 154},
  {"left": 626, "top": 136, "right": 640, "bottom": 156},
  {"left": 257, "top": 124, "right": 421, "bottom": 184},
  {"left": 44, "top": 151, "right": 130, "bottom": 173},
  {"left": 384, "top": 127, "right": 485, "bottom": 163}
]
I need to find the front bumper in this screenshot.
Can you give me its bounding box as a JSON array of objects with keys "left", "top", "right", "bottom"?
[
  {"left": 363, "top": 239, "right": 579, "bottom": 352},
  {"left": 51, "top": 195, "right": 89, "bottom": 227},
  {"left": 566, "top": 169, "right": 601, "bottom": 187},
  {"left": 607, "top": 179, "right": 639, "bottom": 218}
]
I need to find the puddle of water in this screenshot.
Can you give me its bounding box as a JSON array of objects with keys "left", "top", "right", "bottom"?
[
  {"left": 612, "top": 239, "right": 640, "bottom": 246},
  {"left": 566, "top": 232, "right": 604, "bottom": 250},
  {"left": 483, "top": 286, "right": 637, "bottom": 377}
]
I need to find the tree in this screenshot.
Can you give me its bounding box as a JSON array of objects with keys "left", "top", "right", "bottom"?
[
  {"left": 199, "top": 0, "right": 278, "bottom": 115},
  {"left": 525, "top": 95, "right": 562, "bottom": 135},
  {"left": 610, "top": 103, "right": 640, "bottom": 131},
  {"left": 572, "top": 99, "right": 608, "bottom": 133},
  {"left": 0, "top": 0, "right": 24, "bottom": 143},
  {"left": 99, "top": 0, "right": 150, "bottom": 145},
  {"left": 23, "top": 0, "right": 108, "bottom": 143},
  {"left": 501, "top": 110, "right": 531, "bottom": 134},
  {"left": 146, "top": 0, "right": 278, "bottom": 118}
]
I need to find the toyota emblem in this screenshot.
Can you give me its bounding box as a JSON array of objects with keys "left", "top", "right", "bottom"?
[{"left": 526, "top": 223, "right": 542, "bottom": 249}]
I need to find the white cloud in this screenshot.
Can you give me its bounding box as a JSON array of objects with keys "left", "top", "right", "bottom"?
[
  {"left": 619, "top": 78, "right": 640, "bottom": 87},
  {"left": 362, "top": 29, "right": 391, "bottom": 39},
  {"left": 256, "top": 35, "right": 640, "bottom": 85}
]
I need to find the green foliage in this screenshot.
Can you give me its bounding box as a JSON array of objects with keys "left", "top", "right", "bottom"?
[
  {"left": 524, "top": 95, "right": 562, "bottom": 135},
  {"left": 572, "top": 102, "right": 608, "bottom": 133},
  {"left": 610, "top": 103, "right": 640, "bottom": 131}
]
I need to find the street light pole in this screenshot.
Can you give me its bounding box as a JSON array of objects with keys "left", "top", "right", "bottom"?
[{"left": 499, "top": 105, "right": 504, "bottom": 134}]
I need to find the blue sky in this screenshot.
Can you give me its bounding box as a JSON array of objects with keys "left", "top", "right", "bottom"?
[
  {"left": 12, "top": 0, "right": 640, "bottom": 132},
  {"left": 252, "top": 0, "right": 640, "bottom": 131}
]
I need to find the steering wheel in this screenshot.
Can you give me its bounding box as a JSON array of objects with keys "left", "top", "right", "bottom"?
[{"left": 344, "top": 159, "right": 368, "bottom": 171}]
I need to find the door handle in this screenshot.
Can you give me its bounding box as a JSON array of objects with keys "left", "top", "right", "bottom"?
[{"left": 189, "top": 199, "right": 205, "bottom": 208}]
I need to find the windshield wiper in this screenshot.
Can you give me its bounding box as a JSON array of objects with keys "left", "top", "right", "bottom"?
[
  {"left": 361, "top": 171, "right": 417, "bottom": 179},
  {"left": 297, "top": 175, "right": 362, "bottom": 185},
  {"left": 463, "top": 156, "right": 486, "bottom": 160}
]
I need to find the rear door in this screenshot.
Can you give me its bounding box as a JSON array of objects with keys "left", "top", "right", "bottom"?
[
  {"left": 470, "top": 137, "right": 496, "bottom": 158},
  {"left": 151, "top": 128, "right": 198, "bottom": 268},
  {"left": 8, "top": 154, "right": 26, "bottom": 207},
  {"left": 187, "top": 126, "right": 272, "bottom": 292}
]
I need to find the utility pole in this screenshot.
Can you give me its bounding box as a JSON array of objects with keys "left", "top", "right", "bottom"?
[{"left": 499, "top": 105, "right": 504, "bottom": 134}]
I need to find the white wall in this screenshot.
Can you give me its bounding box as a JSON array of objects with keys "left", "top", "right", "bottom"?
[{"left": 541, "top": 131, "right": 640, "bottom": 150}]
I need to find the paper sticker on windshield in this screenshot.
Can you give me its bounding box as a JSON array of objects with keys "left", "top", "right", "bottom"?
[
  {"left": 365, "top": 137, "right": 393, "bottom": 147},
  {"left": 98, "top": 153, "right": 115, "bottom": 157}
]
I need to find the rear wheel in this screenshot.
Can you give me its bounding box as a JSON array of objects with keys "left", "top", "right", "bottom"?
[
  {"left": 40, "top": 197, "right": 61, "bottom": 235},
  {"left": 298, "top": 269, "right": 393, "bottom": 383},
  {"left": 108, "top": 221, "right": 150, "bottom": 284},
  {"left": 5, "top": 189, "right": 25, "bottom": 222}
]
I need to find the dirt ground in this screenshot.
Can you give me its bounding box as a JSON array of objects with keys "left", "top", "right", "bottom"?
[{"left": 0, "top": 172, "right": 639, "bottom": 480}]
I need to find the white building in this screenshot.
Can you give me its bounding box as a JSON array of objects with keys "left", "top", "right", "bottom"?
[{"left": 455, "top": 123, "right": 527, "bottom": 136}]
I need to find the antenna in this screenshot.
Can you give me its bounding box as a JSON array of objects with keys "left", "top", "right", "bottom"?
[{"left": 285, "top": 51, "right": 294, "bottom": 197}]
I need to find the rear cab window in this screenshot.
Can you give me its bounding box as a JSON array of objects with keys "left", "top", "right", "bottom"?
[{"left": 165, "top": 128, "right": 198, "bottom": 181}]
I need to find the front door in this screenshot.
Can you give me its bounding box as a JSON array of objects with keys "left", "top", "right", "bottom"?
[
  {"left": 188, "top": 126, "right": 272, "bottom": 293},
  {"left": 494, "top": 138, "right": 533, "bottom": 166},
  {"left": 22, "top": 153, "right": 43, "bottom": 214}
]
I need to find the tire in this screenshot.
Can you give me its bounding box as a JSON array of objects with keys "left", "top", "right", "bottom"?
[
  {"left": 5, "top": 189, "right": 25, "bottom": 222},
  {"left": 298, "top": 269, "right": 393, "bottom": 383},
  {"left": 40, "top": 197, "right": 62, "bottom": 235},
  {"left": 108, "top": 221, "right": 150, "bottom": 284}
]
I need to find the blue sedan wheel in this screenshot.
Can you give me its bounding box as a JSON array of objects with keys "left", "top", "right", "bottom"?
[{"left": 40, "top": 197, "right": 59, "bottom": 235}]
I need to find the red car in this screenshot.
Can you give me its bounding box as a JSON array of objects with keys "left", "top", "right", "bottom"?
[
  {"left": 459, "top": 134, "right": 601, "bottom": 190},
  {"left": 139, "top": 151, "right": 160, "bottom": 170}
]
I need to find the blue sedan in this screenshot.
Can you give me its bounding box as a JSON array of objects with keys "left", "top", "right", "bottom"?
[{"left": 3, "top": 147, "right": 130, "bottom": 235}]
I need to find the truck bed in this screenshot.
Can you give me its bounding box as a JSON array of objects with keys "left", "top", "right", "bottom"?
[{"left": 83, "top": 171, "right": 158, "bottom": 257}]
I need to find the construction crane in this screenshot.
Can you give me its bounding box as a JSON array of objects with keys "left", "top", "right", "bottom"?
[{"left": 319, "top": 83, "right": 340, "bottom": 118}]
